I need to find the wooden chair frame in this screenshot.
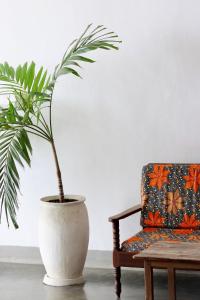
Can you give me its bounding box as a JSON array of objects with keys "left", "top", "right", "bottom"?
[
  {"left": 109, "top": 204, "right": 143, "bottom": 298},
  {"left": 109, "top": 163, "right": 200, "bottom": 298}
]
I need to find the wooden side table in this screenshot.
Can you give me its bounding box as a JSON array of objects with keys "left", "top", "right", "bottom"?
[
  {"left": 143, "top": 257, "right": 177, "bottom": 300},
  {"left": 134, "top": 241, "right": 200, "bottom": 300}
]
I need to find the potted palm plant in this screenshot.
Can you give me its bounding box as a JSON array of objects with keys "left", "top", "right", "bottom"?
[{"left": 0, "top": 24, "right": 120, "bottom": 286}]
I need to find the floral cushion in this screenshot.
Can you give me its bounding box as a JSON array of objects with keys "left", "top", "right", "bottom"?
[
  {"left": 121, "top": 228, "right": 200, "bottom": 253},
  {"left": 141, "top": 163, "right": 200, "bottom": 229}
]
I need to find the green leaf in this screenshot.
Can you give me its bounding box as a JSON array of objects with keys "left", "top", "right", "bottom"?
[
  {"left": 43, "top": 75, "right": 51, "bottom": 92},
  {"left": 71, "top": 56, "right": 95, "bottom": 63},
  {"left": 4, "top": 62, "right": 10, "bottom": 77},
  {"left": 9, "top": 67, "right": 15, "bottom": 79},
  {"left": 0, "top": 128, "right": 32, "bottom": 228},
  {"left": 57, "top": 67, "right": 81, "bottom": 78},
  {"left": 31, "top": 66, "right": 43, "bottom": 92},
  {"left": 15, "top": 65, "right": 22, "bottom": 83},
  {"left": 7, "top": 101, "right": 16, "bottom": 123},
  {"left": 24, "top": 62, "right": 35, "bottom": 91},
  {"left": 38, "top": 70, "right": 47, "bottom": 92},
  {"left": 20, "top": 62, "right": 28, "bottom": 85},
  {"left": 64, "top": 61, "right": 81, "bottom": 68},
  {"left": 0, "top": 64, "right": 4, "bottom": 74}
]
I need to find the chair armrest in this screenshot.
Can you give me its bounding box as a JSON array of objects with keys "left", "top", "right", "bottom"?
[{"left": 108, "top": 204, "right": 142, "bottom": 222}]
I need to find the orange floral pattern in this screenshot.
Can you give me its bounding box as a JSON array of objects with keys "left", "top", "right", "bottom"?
[
  {"left": 188, "top": 235, "right": 200, "bottom": 241},
  {"left": 166, "top": 190, "right": 183, "bottom": 214},
  {"left": 144, "top": 211, "right": 165, "bottom": 227},
  {"left": 141, "top": 163, "right": 200, "bottom": 229},
  {"left": 150, "top": 233, "right": 169, "bottom": 240},
  {"left": 184, "top": 165, "right": 200, "bottom": 193},
  {"left": 172, "top": 229, "right": 193, "bottom": 234},
  {"left": 122, "top": 228, "right": 200, "bottom": 253},
  {"left": 179, "top": 214, "right": 200, "bottom": 229},
  {"left": 126, "top": 236, "right": 142, "bottom": 243},
  {"left": 143, "top": 228, "right": 157, "bottom": 232},
  {"left": 148, "top": 165, "right": 170, "bottom": 190}
]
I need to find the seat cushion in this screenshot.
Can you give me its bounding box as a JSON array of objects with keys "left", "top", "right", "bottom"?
[
  {"left": 141, "top": 163, "right": 200, "bottom": 229},
  {"left": 121, "top": 227, "right": 200, "bottom": 253}
]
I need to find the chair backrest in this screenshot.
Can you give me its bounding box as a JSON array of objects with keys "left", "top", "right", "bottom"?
[{"left": 140, "top": 163, "right": 200, "bottom": 229}]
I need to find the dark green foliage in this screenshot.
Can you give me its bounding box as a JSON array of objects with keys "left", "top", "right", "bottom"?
[{"left": 0, "top": 129, "right": 32, "bottom": 228}]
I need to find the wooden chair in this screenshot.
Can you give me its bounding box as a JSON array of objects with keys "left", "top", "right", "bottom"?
[{"left": 109, "top": 163, "right": 200, "bottom": 298}]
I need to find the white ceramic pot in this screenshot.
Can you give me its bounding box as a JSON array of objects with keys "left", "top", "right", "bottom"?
[{"left": 38, "top": 195, "right": 89, "bottom": 286}]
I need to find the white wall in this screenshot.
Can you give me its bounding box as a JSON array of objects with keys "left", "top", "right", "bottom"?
[{"left": 1, "top": 0, "right": 200, "bottom": 250}]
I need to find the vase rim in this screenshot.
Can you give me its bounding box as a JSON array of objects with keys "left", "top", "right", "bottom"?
[{"left": 40, "top": 194, "right": 86, "bottom": 206}]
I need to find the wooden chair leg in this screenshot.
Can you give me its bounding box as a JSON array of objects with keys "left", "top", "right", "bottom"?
[
  {"left": 112, "top": 220, "right": 121, "bottom": 298},
  {"left": 144, "top": 260, "right": 154, "bottom": 300},
  {"left": 168, "top": 268, "right": 176, "bottom": 300},
  {"left": 115, "top": 267, "right": 121, "bottom": 298}
]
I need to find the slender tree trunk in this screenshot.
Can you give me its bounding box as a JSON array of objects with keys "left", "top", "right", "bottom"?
[{"left": 51, "top": 140, "right": 65, "bottom": 202}]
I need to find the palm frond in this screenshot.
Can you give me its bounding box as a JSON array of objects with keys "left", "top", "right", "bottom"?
[
  {"left": 0, "top": 62, "right": 52, "bottom": 121},
  {"left": 0, "top": 128, "right": 32, "bottom": 228},
  {"left": 0, "top": 62, "right": 53, "bottom": 140},
  {"left": 0, "top": 61, "right": 51, "bottom": 94},
  {"left": 54, "top": 24, "right": 121, "bottom": 80}
]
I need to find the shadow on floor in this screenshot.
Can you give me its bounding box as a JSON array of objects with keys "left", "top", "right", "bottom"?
[{"left": 0, "top": 263, "right": 199, "bottom": 300}]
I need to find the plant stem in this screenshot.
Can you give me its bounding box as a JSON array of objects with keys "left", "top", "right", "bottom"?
[
  {"left": 51, "top": 139, "right": 65, "bottom": 202},
  {"left": 49, "top": 83, "right": 65, "bottom": 202}
]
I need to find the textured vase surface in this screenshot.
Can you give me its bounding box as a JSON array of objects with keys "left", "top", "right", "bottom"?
[{"left": 39, "top": 195, "right": 89, "bottom": 286}]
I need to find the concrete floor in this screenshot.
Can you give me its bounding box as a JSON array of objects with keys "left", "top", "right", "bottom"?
[{"left": 0, "top": 263, "right": 199, "bottom": 300}]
